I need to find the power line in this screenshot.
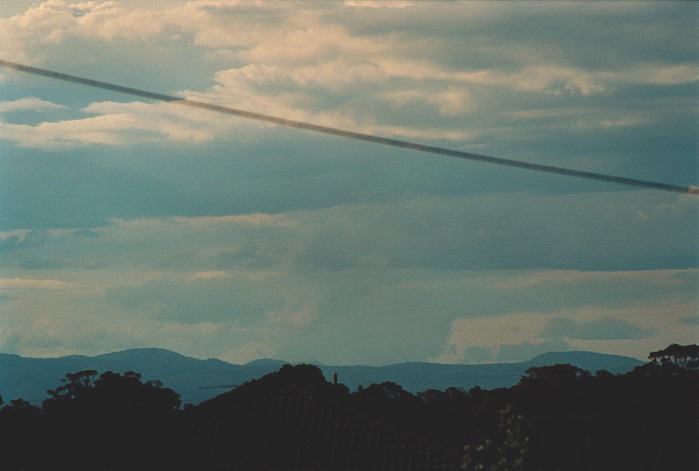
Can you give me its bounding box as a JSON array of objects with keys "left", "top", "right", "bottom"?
[{"left": 1, "top": 58, "right": 696, "bottom": 196}]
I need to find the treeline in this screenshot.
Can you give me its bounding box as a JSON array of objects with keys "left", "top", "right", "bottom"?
[{"left": 0, "top": 344, "right": 697, "bottom": 470}]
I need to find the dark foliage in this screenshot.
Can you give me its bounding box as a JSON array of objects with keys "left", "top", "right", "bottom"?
[
  {"left": 648, "top": 343, "right": 699, "bottom": 370},
  {"left": 0, "top": 345, "right": 697, "bottom": 470},
  {"left": 1, "top": 370, "right": 182, "bottom": 471}
]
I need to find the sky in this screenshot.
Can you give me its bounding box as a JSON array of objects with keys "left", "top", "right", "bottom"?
[{"left": 0, "top": 0, "right": 697, "bottom": 365}]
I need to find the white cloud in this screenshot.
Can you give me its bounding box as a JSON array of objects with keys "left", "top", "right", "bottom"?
[
  {"left": 0, "top": 0, "right": 169, "bottom": 61},
  {"left": 1, "top": 1, "right": 696, "bottom": 148},
  {"left": 172, "top": 213, "right": 295, "bottom": 227},
  {"left": 444, "top": 312, "right": 548, "bottom": 358},
  {"left": 0, "top": 100, "right": 223, "bottom": 149},
  {"left": 401, "top": 63, "right": 698, "bottom": 96},
  {"left": 0, "top": 97, "right": 64, "bottom": 112},
  {"left": 380, "top": 88, "right": 473, "bottom": 116},
  {"left": 436, "top": 299, "right": 698, "bottom": 364},
  {"left": 630, "top": 63, "right": 699, "bottom": 86}
]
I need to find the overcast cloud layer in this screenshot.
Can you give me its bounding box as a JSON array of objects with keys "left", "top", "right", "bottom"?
[{"left": 0, "top": 1, "right": 697, "bottom": 364}]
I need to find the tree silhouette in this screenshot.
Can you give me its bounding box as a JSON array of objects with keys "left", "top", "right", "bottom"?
[
  {"left": 649, "top": 343, "right": 699, "bottom": 370},
  {"left": 46, "top": 369, "right": 97, "bottom": 401},
  {"left": 0, "top": 345, "right": 697, "bottom": 470},
  {"left": 39, "top": 370, "right": 183, "bottom": 470},
  {"left": 520, "top": 363, "right": 590, "bottom": 385}
]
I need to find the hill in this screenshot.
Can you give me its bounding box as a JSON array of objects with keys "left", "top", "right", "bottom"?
[
  {"left": 2, "top": 357, "right": 695, "bottom": 470},
  {"left": 0, "top": 348, "right": 643, "bottom": 405}
]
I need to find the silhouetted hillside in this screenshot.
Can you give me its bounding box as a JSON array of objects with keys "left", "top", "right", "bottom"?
[
  {"left": 0, "top": 344, "right": 696, "bottom": 471},
  {"left": 0, "top": 348, "right": 286, "bottom": 404},
  {"left": 188, "top": 364, "right": 461, "bottom": 470},
  {"left": 0, "top": 348, "right": 642, "bottom": 404}
]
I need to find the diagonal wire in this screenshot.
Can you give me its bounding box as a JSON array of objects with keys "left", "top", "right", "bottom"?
[{"left": 1, "top": 59, "right": 696, "bottom": 195}]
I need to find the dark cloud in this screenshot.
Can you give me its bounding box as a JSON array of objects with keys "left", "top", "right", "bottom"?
[
  {"left": 332, "top": 3, "right": 698, "bottom": 69},
  {"left": 18, "top": 257, "right": 67, "bottom": 270},
  {"left": 291, "top": 193, "right": 698, "bottom": 272},
  {"left": 0, "top": 230, "right": 48, "bottom": 253}
]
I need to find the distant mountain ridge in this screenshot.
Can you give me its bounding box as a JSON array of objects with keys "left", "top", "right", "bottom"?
[
  {"left": 0, "top": 348, "right": 643, "bottom": 405},
  {"left": 526, "top": 350, "right": 643, "bottom": 369}
]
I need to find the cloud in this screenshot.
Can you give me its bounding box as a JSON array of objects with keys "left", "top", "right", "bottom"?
[
  {"left": 434, "top": 313, "right": 571, "bottom": 363},
  {"left": 0, "top": 97, "right": 65, "bottom": 113},
  {"left": 448, "top": 64, "right": 698, "bottom": 95},
  {"left": 542, "top": 316, "right": 652, "bottom": 340},
  {"left": 344, "top": 1, "right": 415, "bottom": 8},
  {"left": 0, "top": 277, "right": 67, "bottom": 289},
  {"left": 0, "top": 0, "right": 170, "bottom": 61},
  {"left": 5, "top": 190, "right": 696, "bottom": 274},
  {"left": 0, "top": 100, "right": 225, "bottom": 149},
  {"left": 73, "top": 228, "right": 99, "bottom": 238},
  {"left": 18, "top": 257, "right": 67, "bottom": 270},
  {"left": 435, "top": 298, "right": 696, "bottom": 364},
  {"left": 287, "top": 192, "right": 698, "bottom": 272},
  {"left": 436, "top": 312, "right": 550, "bottom": 363},
  {"left": 0, "top": 1, "right": 696, "bottom": 365},
  {"left": 104, "top": 276, "right": 289, "bottom": 325},
  {"left": 0, "top": 230, "right": 44, "bottom": 251},
  {"left": 192, "top": 270, "right": 230, "bottom": 280},
  {"left": 494, "top": 269, "right": 690, "bottom": 291},
  {"left": 379, "top": 88, "right": 474, "bottom": 116},
  {"left": 630, "top": 64, "right": 699, "bottom": 86},
  {"left": 171, "top": 213, "right": 295, "bottom": 227},
  {"left": 2, "top": 204, "right": 696, "bottom": 363},
  {"left": 0, "top": 235, "right": 22, "bottom": 250},
  {"left": 4, "top": 1, "right": 695, "bottom": 149}
]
